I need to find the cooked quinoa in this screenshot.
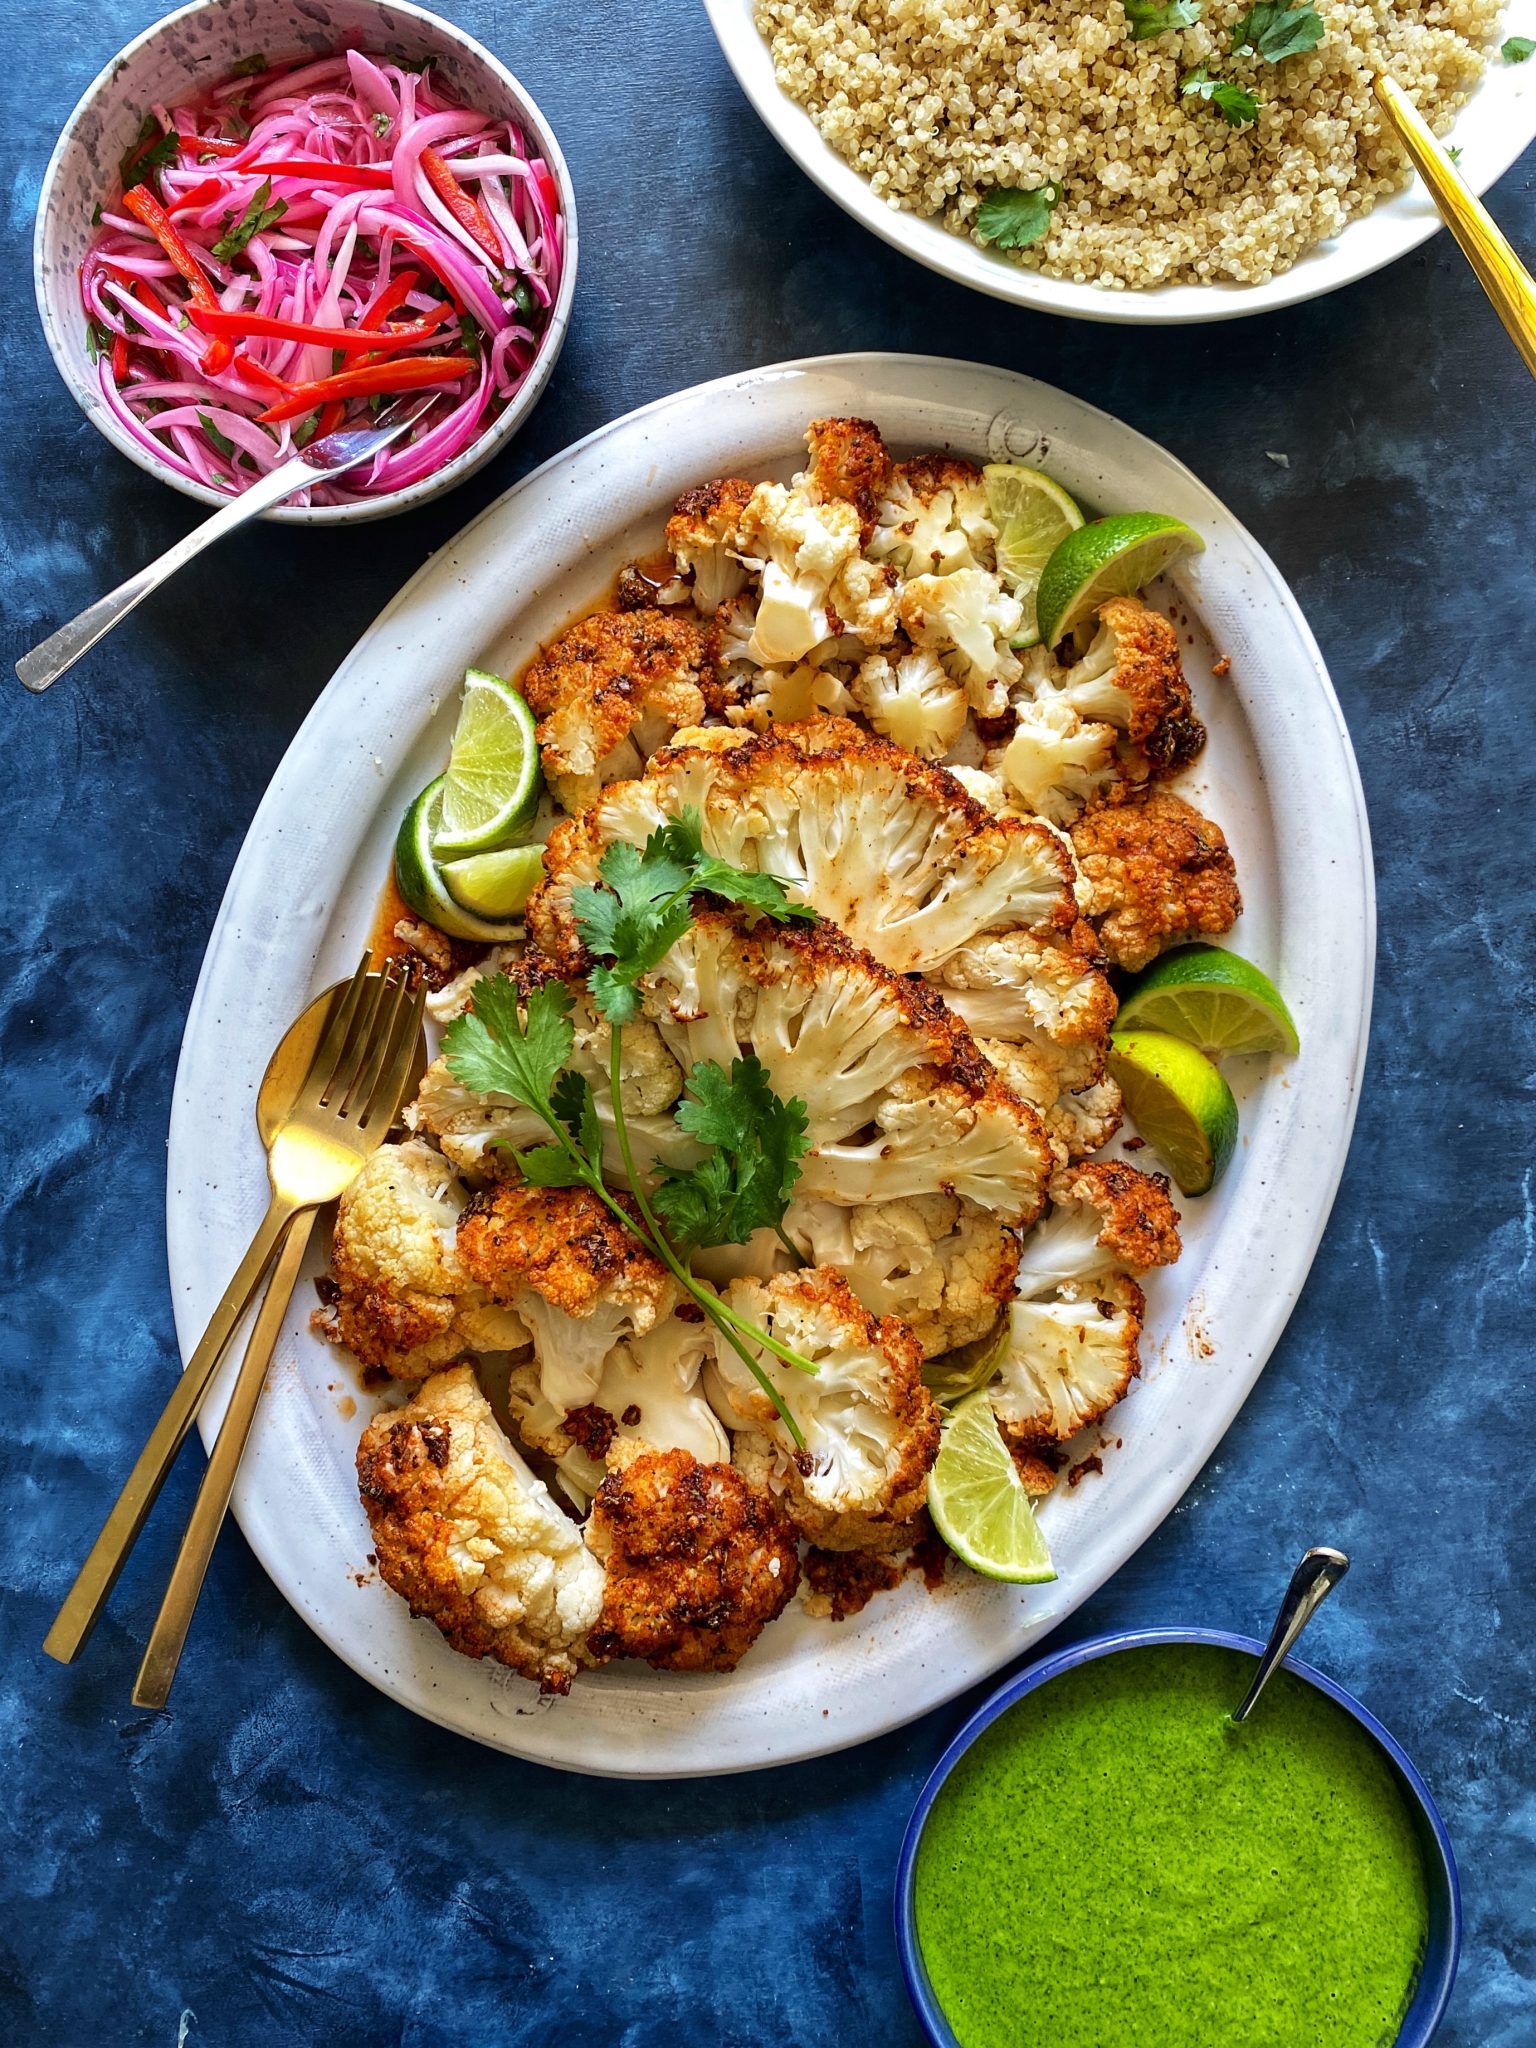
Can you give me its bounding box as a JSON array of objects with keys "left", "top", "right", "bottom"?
[{"left": 753, "top": 0, "right": 1501, "bottom": 287}]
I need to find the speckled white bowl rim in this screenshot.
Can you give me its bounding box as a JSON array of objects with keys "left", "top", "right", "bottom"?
[
  {"left": 167, "top": 353, "right": 1375, "bottom": 1777},
  {"left": 33, "top": 0, "right": 577, "bottom": 524},
  {"left": 704, "top": 0, "right": 1536, "bottom": 327}
]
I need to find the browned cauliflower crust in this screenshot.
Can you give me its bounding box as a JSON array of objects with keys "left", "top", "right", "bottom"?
[
  {"left": 662, "top": 477, "right": 755, "bottom": 617},
  {"left": 799, "top": 416, "right": 891, "bottom": 541},
  {"left": 990, "top": 1271, "right": 1147, "bottom": 1485},
  {"left": 527, "top": 715, "right": 1078, "bottom": 981},
  {"left": 1070, "top": 785, "right": 1241, "bottom": 972},
  {"left": 356, "top": 1365, "right": 605, "bottom": 1693},
  {"left": 1053, "top": 1160, "right": 1183, "bottom": 1271},
  {"left": 585, "top": 1445, "right": 800, "bottom": 1670},
  {"left": 520, "top": 608, "right": 712, "bottom": 813},
  {"left": 1091, "top": 595, "right": 1206, "bottom": 776}
]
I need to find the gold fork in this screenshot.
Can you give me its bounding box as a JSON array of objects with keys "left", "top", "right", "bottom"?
[{"left": 43, "top": 956, "right": 424, "bottom": 1667}]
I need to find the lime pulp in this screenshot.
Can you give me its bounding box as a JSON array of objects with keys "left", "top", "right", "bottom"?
[
  {"left": 395, "top": 779, "right": 525, "bottom": 943},
  {"left": 1107, "top": 1027, "right": 1239, "bottom": 1197},
  {"left": 1117, "top": 944, "right": 1299, "bottom": 1058},
  {"left": 1034, "top": 512, "right": 1205, "bottom": 651},
  {"left": 432, "top": 669, "right": 542, "bottom": 859},
  {"left": 983, "top": 463, "right": 1085, "bottom": 649},
  {"left": 440, "top": 842, "right": 546, "bottom": 918},
  {"left": 927, "top": 1391, "right": 1056, "bottom": 1584}
]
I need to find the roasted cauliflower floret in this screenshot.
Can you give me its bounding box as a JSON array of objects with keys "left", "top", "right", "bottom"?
[
  {"left": 1050, "top": 597, "right": 1205, "bottom": 777},
  {"left": 527, "top": 718, "right": 1078, "bottom": 982},
  {"left": 315, "top": 1141, "right": 529, "bottom": 1379},
  {"left": 784, "top": 1194, "right": 1017, "bottom": 1359},
  {"left": 870, "top": 455, "right": 997, "bottom": 578},
  {"left": 1070, "top": 786, "right": 1241, "bottom": 972},
  {"left": 733, "top": 482, "right": 897, "bottom": 666},
  {"left": 710, "top": 1269, "right": 942, "bottom": 1551},
  {"left": 1000, "top": 692, "right": 1122, "bottom": 825},
  {"left": 643, "top": 911, "right": 1053, "bottom": 1223},
  {"left": 586, "top": 1444, "right": 800, "bottom": 1670},
  {"left": 456, "top": 1184, "right": 676, "bottom": 1412},
  {"left": 930, "top": 923, "right": 1117, "bottom": 1053},
  {"left": 977, "top": 1035, "right": 1124, "bottom": 1166},
  {"left": 988, "top": 1273, "right": 1146, "bottom": 1485},
  {"left": 662, "top": 477, "right": 754, "bottom": 617},
  {"left": 850, "top": 644, "right": 969, "bottom": 759},
  {"left": 356, "top": 1365, "right": 605, "bottom": 1693},
  {"left": 796, "top": 416, "right": 891, "bottom": 542},
  {"left": 521, "top": 608, "right": 711, "bottom": 813},
  {"left": 1015, "top": 1161, "right": 1182, "bottom": 1297},
  {"left": 898, "top": 568, "right": 1023, "bottom": 716}
]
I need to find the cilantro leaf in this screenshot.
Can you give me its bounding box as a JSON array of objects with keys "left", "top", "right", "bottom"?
[
  {"left": 1229, "top": 1, "right": 1324, "bottom": 60},
  {"left": 84, "top": 318, "right": 111, "bottom": 365},
  {"left": 552, "top": 1068, "right": 601, "bottom": 1160},
  {"left": 211, "top": 177, "right": 288, "bottom": 261},
  {"left": 442, "top": 976, "right": 574, "bottom": 1111},
  {"left": 513, "top": 1141, "right": 591, "bottom": 1188},
  {"left": 652, "top": 812, "right": 816, "bottom": 925},
  {"left": 230, "top": 52, "right": 267, "bottom": 77},
  {"left": 120, "top": 114, "right": 179, "bottom": 193},
  {"left": 1503, "top": 35, "right": 1535, "bottom": 59},
  {"left": 1181, "top": 68, "right": 1261, "bottom": 124},
  {"left": 974, "top": 183, "right": 1063, "bottom": 251},
  {"left": 1123, "top": 0, "right": 1202, "bottom": 38},
  {"left": 651, "top": 1057, "right": 809, "bottom": 1252},
  {"left": 198, "top": 412, "right": 238, "bottom": 463}
]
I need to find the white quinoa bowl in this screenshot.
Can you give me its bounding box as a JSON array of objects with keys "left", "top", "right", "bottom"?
[
  {"left": 34, "top": 0, "right": 577, "bottom": 522},
  {"left": 705, "top": 0, "right": 1536, "bottom": 325}
]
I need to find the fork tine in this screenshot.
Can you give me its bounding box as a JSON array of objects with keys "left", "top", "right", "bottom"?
[
  {"left": 348, "top": 965, "right": 413, "bottom": 1119},
  {"left": 327, "top": 966, "right": 390, "bottom": 1107},
  {"left": 302, "top": 955, "right": 371, "bottom": 1102},
  {"left": 363, "top": 978, "right": 426, "bottom": 1130}
]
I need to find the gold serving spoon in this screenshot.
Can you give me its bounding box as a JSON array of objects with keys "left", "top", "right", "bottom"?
[
  {"left": 44, "top": 957, "right": 424, "bottom": 1670},
  {"left": 1374, "top": 73, "right": 1536, "bottom": 381},
  {"left": 130, "top": 973, "right": 428, "bottom": 1709}
]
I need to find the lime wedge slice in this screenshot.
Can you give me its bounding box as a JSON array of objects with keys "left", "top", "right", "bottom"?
[
  {"left": 432, "top": 669, "right": 542, "bottom": 859},
  {"left": 1107, "top": 1028, "right": 1239, "bottom": 1196},
  {"left": 928, "top": 1391, "right": 1056, "bottom": 1584},
  {"left": 440, "top": 842, "right": 545, "bottom": 919},
  {"left": 983, "top": 462, "right": 1085, "bottom": 649},
  {"left": 1034, "top": 512, "right": 1205, "bottom": 651},
  {"left": 395, "top": 779, "right": 524, "bottom": 943},
  {"left": 1118, "top": 944, "right": 1300, "bottom": 1057}
]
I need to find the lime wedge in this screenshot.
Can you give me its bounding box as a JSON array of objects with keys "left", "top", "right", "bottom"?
[
  {"left": 928, "top": 1391, "right": 1056, "bottom": 1584},
  {"left": 440, "top": 842, "right": 545, "bottom": 919},
  {"left": 1034, "top": 512, "right": 1205, "bottom": 651},
  {"left": 1107, "top": 1028, "right": 1238, "bottom": 1196},
  {"left": 1118, "top": 944, "right": 1300, "bottom": 1058},
  {"left": 395, "top": 779, "right": 524, "bottom": 942},
  {"left": 983, "top": 463, "right": 1085, "bottom": 649},
  {"left": 432, "top": 669, "right": 542, "bottom": 859}
]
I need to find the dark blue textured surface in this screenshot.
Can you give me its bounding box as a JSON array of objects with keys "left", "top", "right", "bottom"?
[{"left": 4, "top": 5, "right": 1533, "bottom": 2043}]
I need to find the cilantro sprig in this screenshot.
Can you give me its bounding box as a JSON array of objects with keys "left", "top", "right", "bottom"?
[
  {"left": 1123, "top": 0, "right": 1202, "bottom": 39},
  {"left": 211, "top": 177, "right": 288, "bottom": 261},
  {"left": 1180, "top": 67, "right": 1262, "bottom": 125},
  {"left": 444, "top": 822, "right": 823, "bottom": 1445},
  {"left": 974, "top": 183, "right": 1062, "bottom": 251},
  {"left": 1229, "top": 0, "right": 1324, "bottom": 60}
]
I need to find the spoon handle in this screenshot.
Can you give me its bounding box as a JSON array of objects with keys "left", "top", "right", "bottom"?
[
  {"left": 14, "top": 455, "right": 311, "bottom": 694},
  {"left": 1373, "top": 73, "right": 1536, "bottom": 382},
  {"left": 1232, "top": 1546, "right": 1351, "bottom": 1723}
]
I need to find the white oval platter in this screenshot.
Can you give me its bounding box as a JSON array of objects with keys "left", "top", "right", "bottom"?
[
  {"left": 704, "top": 0, "right": 1536, "bottom": 326},
  {"left": 166, "top": 353, "right": 1374, "bottom": 1777}
]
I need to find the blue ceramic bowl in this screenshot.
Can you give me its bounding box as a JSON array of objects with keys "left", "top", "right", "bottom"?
[{"left": 895, "top": 1627, "right": 1460, "bottom": 2048}]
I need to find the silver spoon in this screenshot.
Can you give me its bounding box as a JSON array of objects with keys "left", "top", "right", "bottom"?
[
  {"left": 1231, "top": 1546, "right": 1351, "bottom": 1723},
  {"left": 16, "top": 399, "right": 433, "bottom": 694}
]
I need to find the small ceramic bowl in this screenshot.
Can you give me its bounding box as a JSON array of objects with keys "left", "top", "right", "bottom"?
[
  {"left": 896, "top": 1628, "right": 1461, "bottom": 2048},
  {"left": 33, "top": 0, "right": 577, "bottom": 524}
]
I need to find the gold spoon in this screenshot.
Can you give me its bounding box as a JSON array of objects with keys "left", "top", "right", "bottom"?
[
  {"left": 129, "top": 977, "right": 428, "bottom": 1709},
  {"left": 1374, "top": 74, "right": 1536, "bottom": 381}
]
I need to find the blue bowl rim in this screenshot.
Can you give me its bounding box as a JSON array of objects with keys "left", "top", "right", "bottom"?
[{"left": 894, "top": 1625, "right": 1461, "bottom": 2048}]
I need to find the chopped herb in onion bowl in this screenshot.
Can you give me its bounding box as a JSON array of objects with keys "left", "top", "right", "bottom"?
[{"left": 78, "top": 49, "right": 566, "bottom": 505}]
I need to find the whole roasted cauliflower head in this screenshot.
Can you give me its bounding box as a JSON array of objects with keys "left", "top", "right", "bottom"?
[
  {"left": 527, "top": 717, "right": 1079, "bottom": 983},
  {"left": 785, "top": 1194, "right": 1018, "bottom": 1359},
  {"left": 315, "top": 1141, "right": 530, "bottom": 1379},
  {"left": 586, "top": 1443, "right": 800, "bottom": 1670},
  {"left": 898, "top": 567, "right": 1024, "bottom": 716},
  {"left": 456, "top": 1184, "right": 676, "bottom": 1413},
  {"left": 988, "top": 1272, "right": 1146, "bottom": 1483},
  {"left": 709, "top": 1268, "right": 942, "bottom": 1551},
  {"left": 796, "top": 416, "right": 891, "bottom": 542},
  {"left": 1015, "top": 1161, "right": 1182, "bottom": 1299},
  {"left": 521, "top": 608, "right": 712, "bottom": 814},
  {"left": 870, "top": 454, "right": 998, "bottom": 579},
  {"left": 663, "top": 477, "right": 754, "bottom": 618},
  {"left": 733, "top": 481, "right": 897, "bottom": 667},
  {"left": 356, "top": 1365, "right": 606, "bottom": 1693},
  {"left": 1070, "top": 785, "right": 1241, "bottom": 972}
]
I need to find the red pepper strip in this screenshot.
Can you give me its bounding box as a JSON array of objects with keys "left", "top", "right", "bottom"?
[
  {"left": 182, "top": 135, "right": 248, "bottom": 159},
  {"left": 234, "top": 355, "right": 292, "bottom": 393},
  {"left": 359, "top": 267, "right": 420, "bottom": 330},
  {"left": 121, "top": 184, "right": 233, "bottom": 372},
  {"left": 256, "top": 354, "right": 473, "bottom": 424},
  {"left": 389, "top": 229, "right": 467, "bottom": 315},
  {"left": 315, "top": 400, "right": 347, "bottom": 439},
  {"left": 111, "top": 332, "right": 130, "bottom": 380},
  {"left": 420, "top": 147, "right": 502, "bottom": 264},
  {"left": 168, "top": 176, "right": 225, "bottom": 217},
  {"left": 248, "top": 157, "right": 394, "bottom": 187},
  {"left": 534, "top": 166, "right": 561, "bottom": 219},
  {"left": 188, "top": 304, "right": 453, "bottom": 352}
]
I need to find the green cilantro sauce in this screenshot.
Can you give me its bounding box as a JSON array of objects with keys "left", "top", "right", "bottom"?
[{"left": 914, "top": 1645, "right": 1429, "bottom": 2048}]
